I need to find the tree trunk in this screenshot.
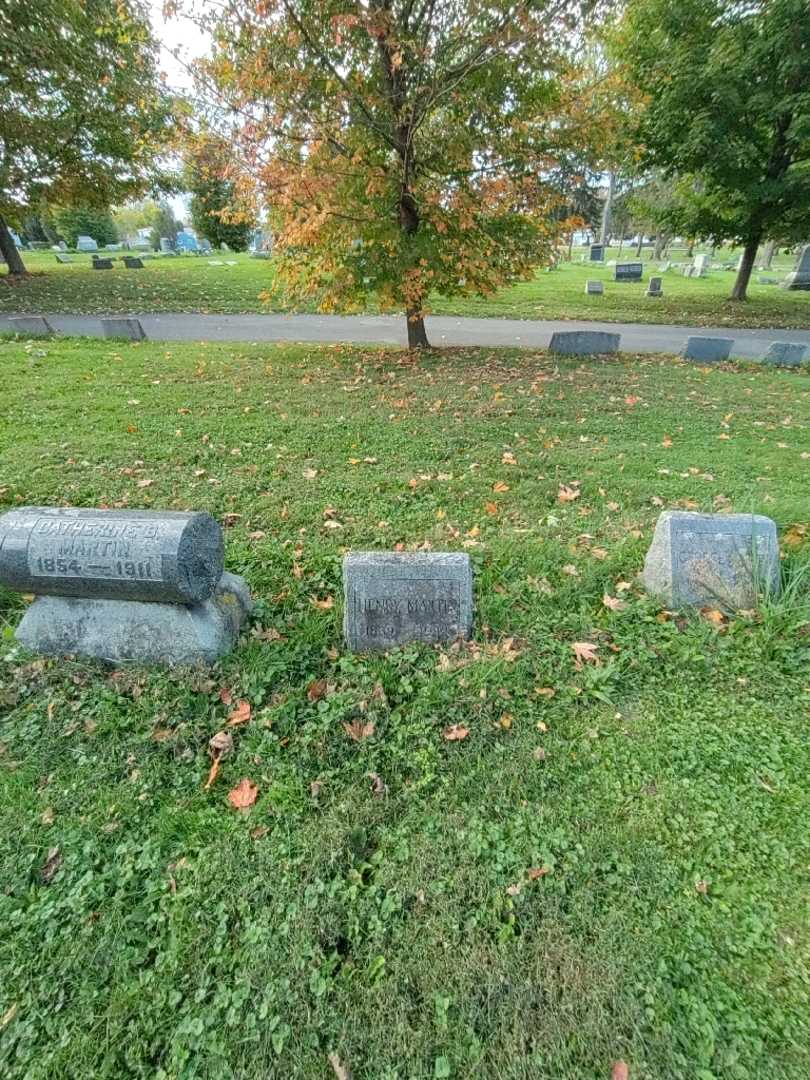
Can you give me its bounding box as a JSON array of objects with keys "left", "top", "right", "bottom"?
[
  {"left": 760, "top": 239, "right": 776, "bottom": 269},
  {"left": 0, "top": 215, "right": 27, "bottom": 276},
  {"left": 730, "top": 234, "right": 761, "bottom": 300},
  {"left": 635, "top": 235, "right": 644, "bottom": 257},
  {"left": 567, "top": 231, "right": 574, "bottom": 261},
  {"left": 599, "top": 172, "right": 615, "bottom": 246},
  {"left": 406, "top": 308, "right": 430, "bottom": 349},
  {"left": 653, "top": 233, "right": 667, "bottom": 259},
  {"left": 686, "top": 239, "right": 694, "bottom": 257},
  {"left": 617, "top": 236, "right": 624, "bottom": 256}
]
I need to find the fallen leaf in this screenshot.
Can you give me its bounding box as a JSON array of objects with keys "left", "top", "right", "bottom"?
[
  {"left": 443, "top": 724, "right": 469, "bottom": 741},
  {"left": 251, "top": 825, "right": 270, "bottom": 841},
  {"left": 572, "top": 641, "right": 600, "bottom": 670},
  {"left": 612, "top": 1063, "right": 630, "bottom": 1080},
  {"left": 499, "top": 712, "right": 513, "bottom": 730},
  {"left": 624, "top": 395, "right": 640, "bottom": 406},
  {"left": 695, "top": 880, "right": 709, "bottom": 895},
  {"left": 528, "top": 866, "right": 549, "bottom": 880},
  {"left": 506, "top": 882, "right": 522, "bottom": 896},
  {"left": 661, "top": 435, "right": 673, "bottom": 448},
  {"left": 328, "top": 1052, "right": 352, "bottom": 1080},
  {"left": 1, "top": 1004, "right": 18, "bottom": 1030},
  {"left": 484, "top": 500, "right": 499, "bottom": 515},
  {"left": 228, "top": 778, "right": 258, "bottom": 811},
  {"left": 700, "top": 607, "right": 727, "bottom": 627},
  {"left": 248, "top": 530, "right": 266, "bottom": 540},
  {"left": 562, "top": 564, "right": 579, "bottom": 577},
  {"left": 323, "top": 519, "right": 343, "bottom": 530},
  {"left": 41, "top": 846, "right": 61, "bottom": 883},
  {"left": 310, "top": 779, "right": 324, "bottom": 798},
  {"left": 368, "top": 772, "right": 389, "bottom": 796},
  {"left": 534, "top": 686, "right": 555, "bottom": 698},
  {"left": 343, "top": 720, "right": 375, "bottom": 741},
  {"left": 227, "top": 699, "right": 252, "bottom": 726},
  {"left": 307, "top": 679, "right": 328, "bottom": 702},
  {"left": 557, "top": 484, "right": 580, "bottom": 503},
  {"left": 502, "top": 451, "right": 517, "bottom": 465},
  {"left": 492, "top": 481, "right": 510, "bottom": 493},
  {"left": 209, "top": 730, "right": 234, "bottom": 757},
  {"left": 219, "top": 687, "right": 233, "bottom": 706},
  {"left": 591, "top": 547, "right": 608, "bottom": 560},
  {"left": 533, "top": 746, "right": 547, "bottom": 761},
  {"left": 311, "top": 595, "right": 335, "bottom": 610},
  {"left": 41, "top": 807, "right": 54, "bottom": 826},
  {"left": 137, "top": 478, "right": 153, "bottom": 488},
  {"left": 302, "top": 467, "right": 318, "bottom": 479},
  {"left": 603, "top": 594, "right": 626, "bottom": 612}
]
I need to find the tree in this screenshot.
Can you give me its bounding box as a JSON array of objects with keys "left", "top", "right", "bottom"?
[
  {"left": 187, "top": 138, "right": 254, "bottom": 252},
  {"left": 52, "top": 205, "right": 118, "bottom": 248},
  {"left": 0, "top": 0, "right": 175, "bottom": 276},
  {"left": 148, "top": 201, "right": 182, "bottom": 251},
  {"left": 188, "top": 1, "right": 604, "bottom": 347},
  {"left": 614, "top": 0, "right": 810, "bottom": 300}
]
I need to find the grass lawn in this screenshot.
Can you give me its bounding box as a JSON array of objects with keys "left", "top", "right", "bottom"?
[
  {"left": 2, "top": 246, "right": 809, "bottom": 330},
  {"left": 1, "top": 336, "right": 810, "bottom": 1079}
]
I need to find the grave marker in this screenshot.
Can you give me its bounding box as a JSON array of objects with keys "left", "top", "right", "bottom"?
[
  {"left": 782, "top": 244, "right": 810, "bottom": 290},
  {"left": 762, "top": 342, "right": 806, "bottom": 367},
  {"left": 646, "top": 276, "right": 663, "bottom": 297},
  {"left": 91, "top": 257, "right": 113, "bottom": 270},
  {"left": 614, "top": 262, "right": 643, "bottom": 282},
  {"left": 8, "top": 316, "right": 54, "bottom": 336},
  {"left": 589, "top": 243, "right": 605, "bottom": 262},
  {"left": 101, "top": 317, "right": 146, "bottom": 341},
  {"left": 585, "top": 280, "right": 604, "bottom": 295},
  {"left": 682, "top": 336, "right": 734, "bottom": 363},
  {"left": 549, "top": 330, "right": 620, "bottom": 356}
]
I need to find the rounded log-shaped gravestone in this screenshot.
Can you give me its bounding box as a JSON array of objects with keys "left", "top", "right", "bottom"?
[{"left": 0, "top": 508, "right": 223, "bottom": 604}]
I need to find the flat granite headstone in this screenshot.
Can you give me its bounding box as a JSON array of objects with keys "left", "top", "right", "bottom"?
[
  {"left": 344, "top": 552, "right": 473, "bottom": 651},
  {"left": 101, "top": 317, "right": 146, "bottom": 341},
  {"left": 92, "top": 257, "right": 113, "bottom": 270},
  {"left": 646, "top": 276, "right": 663, "bottom": 297},
  {"left": 683, "top": 336, "right": 734, "bottom": 363},
  {"left": 123, "top": 256, "right": 144, "bottom": 269},
  {"left": 762, "top": 342, "right": 807, "bottom": 367},
  {"left": 8, "top": 316, "right": 54, "bottom": 336},
  {"left": 614, "top": 262, "right": 643, "bottom": 282},
  {"left": 589, "top": 243, "right": 605, "bottom": 262},
  {"left": 643, "top": 510, "right": 779, "bottom": 610},
  {"left": 585, "top": 280, "right": 604, "bottom": 295},
  {"left": 16, "top": 571, "right": 252, "bottom": 667},
  {"left": 549, "top": 330, "right": 621, "bottom": 356},
  {"left": 55, "top": 253, "right": 73, "bottom": 264},
  {"left": 0, "top": 507, "right": 223, "bottom": 604}
]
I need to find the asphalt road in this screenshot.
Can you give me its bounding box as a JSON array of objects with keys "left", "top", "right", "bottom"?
[{"left": 2, "top": 311, "right": 810, "bottom": 358}]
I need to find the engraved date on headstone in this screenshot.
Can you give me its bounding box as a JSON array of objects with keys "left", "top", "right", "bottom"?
[{"left": 27, "top": 517, "right": 165, "bottom": 583}]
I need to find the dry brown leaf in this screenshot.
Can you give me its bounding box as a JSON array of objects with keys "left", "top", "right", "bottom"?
[
  {"left": 41, "top": 846, "right": 61, "bottom": 884},
  {"left": 662, "top": 435, "right": 673, "bottom": 448},
  {"left": 506, "top": 882, "right": 522, "bottom": 896},
  {"left": 557, "top": 484, "right": 580, "bottom": 503},
  {"left": 302, "top": 467, "right": 318, "bottom": 479},
  {"left": 443, "top": 724, "right": 469, "bottom": 741},
  {"left": 310, "top": 779, "right": 324, "bottom": 798},
  {"left": 572, "top": 641, "right": 600, "bottom": 670},
  {"left": 209, "top": 730, "right": 234, "bottom": 757},
  {"left": 603, "top": 594, "right": 626, "bottom": 612},
  {"left": 227, "top": 699, "right": 252, "bottom": 726},
  {"left": 251, "top": 825, "right": 270, "bottom": 841},
  {"left": 534, "top": 686, "right": 555, "bottom": 698},
  {"left": 219, "top": 687, "right": 233, "bottom": 706},
  {"left": 343, "top": 720, "right": 375, "bottom": 741},
  {"left": 499, "top": 713, "right": 514, "bottom": 730},
  {"left": 484, "top": 500, "right": 499, "bottom": 516},
  {"left": 527, "top": 866, "right": 550, "bottom": 880},
  {"left": 227, "top": 778, "right": 258, "bottom": 811},
  {"left": 493, "top": 481, "right": 510, "bottom": 493},
  {"left": 562, "top": 564, "right": 579, "bottom": 577},
  {"left": 700, "top": 607, "right": 727, "bottom": 627},
  {"left": 307, "top": 679, "right": 328, "bottom": 703},
  {"left": 612, "top": 1063, "right": 630, "bottom": 1080},
  {"left": 368, "top": 772, "right": 389, "bottom": 797},
  {"left": 310, "top": 595, "right": 335, "bottom": 610},
  {"left": 502, "top": 451, "right": 517, "bottom": 465},
  {"left": 41, "top": 807, "right": 54, "bottom": 826},
  {"left": 328, "top": 1052, "right": 352, "bottom": 1080}
]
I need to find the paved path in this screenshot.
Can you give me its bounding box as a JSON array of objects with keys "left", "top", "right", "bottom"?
[{"left": 2, "top": 311, "right": 809, "bottom": 358}]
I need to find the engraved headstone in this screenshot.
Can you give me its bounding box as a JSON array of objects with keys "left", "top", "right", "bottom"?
[
  {"left": 101, "top": 317, "right": 146, "bottom": 341},
  {"left": 585, "top": 280, "right": 604, "bottom": 295},
  {"left": 159, "top": 236, "right": 173, "bottom": 252},
  {"left": 782, "top": 244, "right": 810, "bottom": 290},
  {"left": 614, "top": 262, "right": 643, "bottom": 282},
  {"left": 91, "top": 257, "right": 113, "bottom": 270},
  {"left": 692, "top": 254, "right": 710, "bottom": 276},
  {"left": 761, "top": 342, "right": 807, "bottom": 367},
  {"left": 76, "top": 235, "right": 98, "bottom": 252},
  {"left": 55, "top": 253, "right": 73, "bottom": 264},
  {"left": 682, "top": 336, "right": 734, "bottom": 363},
  {"left": 646, "top": 276, "right": 663, "bottom": 297},
  {"left": 8, "top": 316, "right": 54, "bottom": 336},
  {"left": 589, "top": 243, "right": 605, "bottom": 262},
  {"left": 0, "top": 508, "right": 223, "bottom": 604},
  {"left": 549, "top": 330, "right": 620, "bottom": 356},
  {"left": 122, "top": 256, "right": 144, "bottom": 269},
  {"left": 643, "top": 510, "right": 779, "bottom": 610},
  {"left": 343, "top": 552, "right": 473, "bottom": 651}
]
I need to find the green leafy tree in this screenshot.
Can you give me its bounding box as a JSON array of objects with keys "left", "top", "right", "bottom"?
[
  {"left": 52, "top": 206, "right": 118, "bottom": 248},
  {"left": 614, "top": 0, "right": 810, "bottom": 300},
  {"left": 0, "top": 0, "right": 175, "bottom": 276},
  {"left": 187, "top": 0, "right": 606, "bottom": 347},
  {"left": 187, "top": 140, "right": 253, "bottom": 252},
  {"left": 148, "top": 201, "right": 182, "bottom": 251}
]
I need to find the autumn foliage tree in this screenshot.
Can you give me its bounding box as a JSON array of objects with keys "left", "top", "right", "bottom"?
[
  {"left": 0, "top": 0, "right": 175, "bottom": 276},
  {"left": 189, "top": 1, "right": 603, "bottom": 346}
]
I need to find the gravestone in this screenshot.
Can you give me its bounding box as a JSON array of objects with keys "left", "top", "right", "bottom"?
[
  {"left": 176, "top": 230, "right": 199, "bottom": 253},
  {"left": 614, "top": 262, "right": 643, "bottom": 282},
  {"left": 55, "top": 254, "right": 73, "bottom": 264},
  {"left": 159, "top": 237, "right": 173, "bottom": 252},
  {"left": 8, "top": 316, "right": 54, "bottom": 336},
  {"left": 76, "top": 235, "right": 98, "bottom": 252},
  {"left": 782, "top": 245, "right": 810, "bottom": 291},
  {"left": 643, "top": 510, "right": 779, "bottom": 610},
  {"left": 549, "top": 330, "right": 621, "bottom": 356},
  {"left": 658, "top": 262, "right": 672, "bottom": 272},
  {"left": 589, "top": 243, "right": 605, "bottom": 262},
  {"left": 585, "top": 280, "right": 604, "bottom": 295},
  {"left": 101, "top": 317, "right": 146, "bottom": 341},
  {"left": 0, "top": 508, "right": 249, "bottom": 666},
  {"left": 692, "top": 254, "right": 710, "bottom": 276},
  {"left": 757, "top": 276, "right": 779, "bottom": 285},
  {"left": 92, "top": 257, "right": 113, "bottom": 270},
  {"left": 762, "top": 342, "right": 807, "bottom": 367},
  {"left": 199, "top": 239, "right": 213, "bottom": 254},
  {"left": 682, "top": 336, "right": 734, "bottom": 363},
  {"left": 123, "top": 256, "right": 144, "bottom": 269},
  {"left": 343, "top": 552, "right": 473, "bottom": 651},
  {"left": 646, "top": 276, "right": 663, "bottom": 297}
]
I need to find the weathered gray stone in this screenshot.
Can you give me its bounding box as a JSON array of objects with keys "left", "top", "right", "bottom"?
[
  {"left": 123, "top": 256, "right": 144, "bottom": 269},
  {"left": 761, "top": 342, "right": 807, "bottom": 367},
  {"left": 614, "top": 262, "right": 643, "bottom": 282},
  {"left": 643, "top": 510, "right": 779, "bottom": 610},
  {"left": 0, "top": 507, "right": 223, "bottom": 604},
  {"left": 782, "top": 244, "right": 810, "bottom": 290},
  {"left": 55, "top": 254, "right": 73, "bottom": 264},
  {"left": 757, "top": 276, "right": 779, "bottom": 285},
  {"left": 7, "top": 316, "right": 54, "bottom": 337},
  {"left": 15, "top": 572, "right": 251, "bottom": 666},
  {"left": 101, "top": 317, "right": 146, "bottom": 340},
  {"left": 682, "top": 336, "right": 734, "bottom": 363},
  {"left": 91, "top": 257, "right": 113, "bottom": 270},
  {"left": 692, "top": 254, "right": 710, "bottom": 275},
  {"left": 344, "top": 552, "right": 473, "bottom": 651},
  {"left": 646, "top": 276, "right": 663, "bottom": 296},
  {"left": 589, "top": 243, "right": 605, "bottom": 262},
  {"left": 76, "top": 235, "right": 98, "bottom": 252},
  {"left": 549, "top": 330, "right": 620, "bottom": 356},
  {"left": 585, "top": 280, "right": 604, "bottom": 295}
]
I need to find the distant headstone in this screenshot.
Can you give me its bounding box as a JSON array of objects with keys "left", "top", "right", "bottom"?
[
  {"left": 343, "top": 552, "right": 473, "bottom": 651},
  {"left": 692, "top": 254, "right": 710, "bottom": 276},
  {"left": 199, "top": 239, "right": 212, "bottom": 254},
  {"left": 55, "top": 254, "right": 73, "bottom": 264},
  {"left": 104, "top": 243, "right": 123, "bottom": 251},
  {"left": 57, "top": 241, "right": 68, "bottom": 251},
  {"left": 643, "top": 510, "right": 779, "bottom": 610},
  {"left": 761, "top": 342, "right": 807, "bottom": 367},
  {"left": 122, "top": 256, "right": 144, "bottom": 269},
  {"left": 91, "top": 257, "right": 113, "bottom": 270},
  {"left": 101, "top": 317, "right": 146, "bottom": 341},
  {"left": 549, "top": 330, "right": 621, "bottom": 356},
  {"left": 132, "top": 238, "right": 151, "bottom": 251},
  {"left": 614, "top": 262, "right": 643, "bottom": 282},
  {"left": 782, "top": 244, "right": 810, "bottom": 290},
  {"left": 658, "top": 262, "right": 672, "bottom": 272},
  {"left": 757, "top": 276, "right": 779, "bottom": 285},
  {"left": 8, "top": 316, "right": 54, "bottom": 337},
  {"left": 76, "top": 235, "right": 98, "bottom": 252},
  {"left": 682, "top": 336, "right": 734, "bottom": 363},
  {"left": 646, "top": 276, "right": 663, "bottom": 297},
  {"left": 589, "top": 243, "right": 605, "bottom": 262},
  {"left": 220, "top": 242, "right": 232, "bottom": 252},
  {"left": 585, "top": 280, "right": 604, "bottom": 295},
  {"left": 176, "top": 230, "right": 199, "bottom": 253},
  {"left": 159, "top": 237, "right": 173, "bottom": 253},
  {"left": 29, "top": 241, "right": 49, "bottom": 250}
]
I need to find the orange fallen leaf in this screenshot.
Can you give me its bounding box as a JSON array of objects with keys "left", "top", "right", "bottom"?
[
  {"left": 603, "top": 594, "right": 626, "bottom": 612},
  {"left": 484, "top": 500, "right": 499, "bottom": 515},
  {"left": 307, "top": 679, "right": 328, "bottom": 702},
  {"left": 700, "top": 607, "right": 727, "bottom": 627},
  {"left": 572, "top": 641, "right": 600, "bottom": 670},
  {"left": 228, "top": 778, "right": 258, "bottom": 810},
  {"left": 493, "top": 481, "right": 510, "bottom": 493},
  {"left": 624, "top": 395, "right": 640, "bottom": 407},
  {"left": 612, "top": 1063, "right": 630, "bottom": 1080},
  {"left": 557, "top": 484, "right": 580, "bottom": 503},
  {"left": 443, "top": 724, "right": 469, "bottom": 741},
  {"left": 311, "top": 595, "right": 335, "bottom": 610},
  {"left": 502, "top": 451, "right": 517, "bottom": 465},
  {"left": 227, "top": 699, "right": 252, "bottom": 726},
  {"left": 527, "top": 866, "right": 549, "bottom": 880},
  {"left": 661, "top": 435, "right": 673, "bottom": 448},
  {"left": 343, "top": 720, "right": 375, "bottom": 741}
]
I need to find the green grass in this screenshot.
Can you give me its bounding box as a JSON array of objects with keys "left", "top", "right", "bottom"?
[
  {"left": 3, "top": 245, "right": 809, "bottom": 329},
  {"left": 1, "top": 337, "right": 810, "bottom": 1079}
]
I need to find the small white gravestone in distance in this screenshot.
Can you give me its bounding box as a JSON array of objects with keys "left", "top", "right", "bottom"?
[
  {"left": 643, "top": 511, "right": 779, "bottom": 610},
  {"left": 585, "top": 280, "right": 604, "bottom": 295}
]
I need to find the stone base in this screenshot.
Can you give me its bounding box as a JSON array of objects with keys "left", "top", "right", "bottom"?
[
  {"left": 683, "top": 336, "right": 733, "bottom": 363},
  {"left": 8, "top": 316, "right": 54, "bottom": 337},
  {"left": 101, "top": 317, "right": 146, "bottom": 340},
  {"left": 782, "top": 273, "right": 810, "bottom": 291},
  {"left": 16, "top": 572, "right": 252, "bottom": 666},
  {"left": 762, "top": 342, "right": 807, "bottom": 367},
  {"left": 548, "top": 330, "right": 620, "bottom": 356}
]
